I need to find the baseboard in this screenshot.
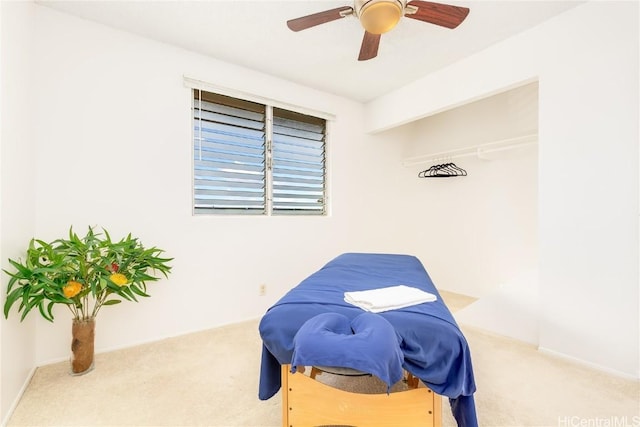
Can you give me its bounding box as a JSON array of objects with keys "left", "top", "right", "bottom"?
[
  {"left": 458, "top": 324, "right": 639, "bottom": 381},
  {"left": 1, "top": 366, "right": 37, "bottom": 427},
  {"left": 538, "top": 346, "right": 639, "bottom": 381},
  {"left": 35, "top": 317, "right": 262, "bottom": 368}
]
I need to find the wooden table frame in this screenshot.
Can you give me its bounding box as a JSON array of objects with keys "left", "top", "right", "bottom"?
[{"left": 281, "top": 364, "right": 442, "bottom": 427}]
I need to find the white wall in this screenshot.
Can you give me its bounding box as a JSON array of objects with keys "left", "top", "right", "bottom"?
[
  {"left": 1, "top": 3, "right": 3, "bottom": 418},
  {"left": 0, "top": 1, "right": 38, "bottom": 424},
  {"left": 365, "top": 1, "right": 639, "bottom": 378},
  {"left": 0, "top": 3, "right": 416, "bottom": 419},
  {"left": 27, "top": 5, "right": 404, "bottom": 365},
  {"left": 536, "top": 1, "right": 638, "bottom": 378}
]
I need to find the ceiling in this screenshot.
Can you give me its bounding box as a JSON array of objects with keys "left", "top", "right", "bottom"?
[{"left": 38, "top": 0, "right": 581, "bottom": 102}]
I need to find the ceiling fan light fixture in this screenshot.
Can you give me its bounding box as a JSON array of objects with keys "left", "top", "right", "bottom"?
[
  {"left": 286, "top": 0, "right": 470, "bottom": 61},
  {"left": 359, "top": 0, "right": 403, "bottom": 35}
]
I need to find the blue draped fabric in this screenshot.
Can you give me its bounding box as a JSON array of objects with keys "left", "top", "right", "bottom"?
[{"left": 258, "top": 253, "right": 478, "bottom": 427}]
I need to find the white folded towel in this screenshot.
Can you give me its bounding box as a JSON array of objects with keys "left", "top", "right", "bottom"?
[{"left": 344, "top": 285, "right": 437, "bottom": 313}]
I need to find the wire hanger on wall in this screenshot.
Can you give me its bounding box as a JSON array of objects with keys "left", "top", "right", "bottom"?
[{"left": 418, "top": 162, "right": 467, "bottom": 178}]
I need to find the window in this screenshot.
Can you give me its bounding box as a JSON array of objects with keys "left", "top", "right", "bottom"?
[{"left": 192, "top": 90, "right": 327, "bottom": 216}]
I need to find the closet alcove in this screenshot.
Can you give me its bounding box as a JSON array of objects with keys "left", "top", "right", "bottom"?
[{"left": 400, "top": 81, "right": 539, "bottom": 345}]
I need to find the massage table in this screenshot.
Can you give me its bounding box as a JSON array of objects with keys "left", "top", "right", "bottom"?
[{"left": 258, "top": 253, "right": 478, "bottom": 427}]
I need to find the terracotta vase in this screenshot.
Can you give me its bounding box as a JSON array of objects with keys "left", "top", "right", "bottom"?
[{"left": 71, "top": 318, "right": 95, "bottom": 375}]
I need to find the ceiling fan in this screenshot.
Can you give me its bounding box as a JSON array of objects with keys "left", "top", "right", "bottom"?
[{"left": 287, "top": 0, "right": 470, "bottom": 61}]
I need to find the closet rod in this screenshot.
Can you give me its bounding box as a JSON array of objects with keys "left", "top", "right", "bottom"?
[{"left": 402, "top": 133, "right": 538, "bottom": 167}]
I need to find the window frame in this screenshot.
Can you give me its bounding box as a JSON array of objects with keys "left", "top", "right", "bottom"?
[{"left": 187, "top": 78, "right": 333, "bottom": 217}]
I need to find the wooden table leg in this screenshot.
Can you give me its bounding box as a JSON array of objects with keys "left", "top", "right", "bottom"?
[{"left": 281, "top": 365, "right": 289, "bottom": 427}]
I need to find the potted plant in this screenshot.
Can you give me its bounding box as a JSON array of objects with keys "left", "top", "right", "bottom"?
[{"left": 3, "top": 226, "right": 172, "bottom": 374}]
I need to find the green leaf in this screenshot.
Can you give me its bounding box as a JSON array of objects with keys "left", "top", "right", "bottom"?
[
  {"left": 47, "top": 293, "right": 69, "bottom": 304},
  {"left": 130, "top": 284, "right": 150, "bottom": 298},
  {"left": 20, "top": 295, "right": 43, "bottom": 322},
  {"left": 77, "top": 286, "right": 91, "bottom": 299},
  {"left": 102, "top": 299, "right": 121, "bottom": 306},
  {"left": 118, "top": 291, "right": 133, "bottom": 302},
  {"left": 38, "top": 300, "right": 54, "bottom": 322},
  {"left": 4, "top": 287, "right": 23, "bottom": 319},
  {"left": 120, "top": 285, "right": 138, "bottom": 302},
  {"left": 46, "top": 301, "right": 56, "bottom": 321},
  {"left": 8, "top": 259, "right": 32, "bottom": 278}
]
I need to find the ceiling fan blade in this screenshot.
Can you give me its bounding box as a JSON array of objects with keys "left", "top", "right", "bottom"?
[
  {"left": 287, "top": 6, "right": 353, "bottom": 32},
  {"left": 405, "top": 1, "right": 470, "bottom": 29},
  {"left": 358, "top": 31, "right": 381, "bottom": 61}
]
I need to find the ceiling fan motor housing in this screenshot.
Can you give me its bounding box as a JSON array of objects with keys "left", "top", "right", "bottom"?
[{"left": 355, "top": 0, "right": 407, "bottom": 34}]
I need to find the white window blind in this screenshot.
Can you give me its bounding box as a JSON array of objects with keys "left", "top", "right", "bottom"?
[
  {"left": 272, "top": 108, "right": 326, "bottom": 215},
  {"left": 193, "top": 90, "right": 327, "bottom": 215}
]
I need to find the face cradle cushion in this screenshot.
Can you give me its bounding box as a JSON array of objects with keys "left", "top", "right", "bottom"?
[{"left": 290, "top": 312, "right": 404, "bottom": 390}]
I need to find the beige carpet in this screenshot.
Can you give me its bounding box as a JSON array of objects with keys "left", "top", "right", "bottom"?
[{"left": 7, "top": 291, "right": 640, "bottom": 427}]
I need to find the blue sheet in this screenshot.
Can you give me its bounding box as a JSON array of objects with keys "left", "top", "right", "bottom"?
[{"left": 258, "top": 253, "right": 478, "bottom": 427}]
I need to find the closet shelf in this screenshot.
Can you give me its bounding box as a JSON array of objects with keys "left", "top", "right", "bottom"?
[{"left": 402, "top": 133, "right": 538, "bottom": 167}]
